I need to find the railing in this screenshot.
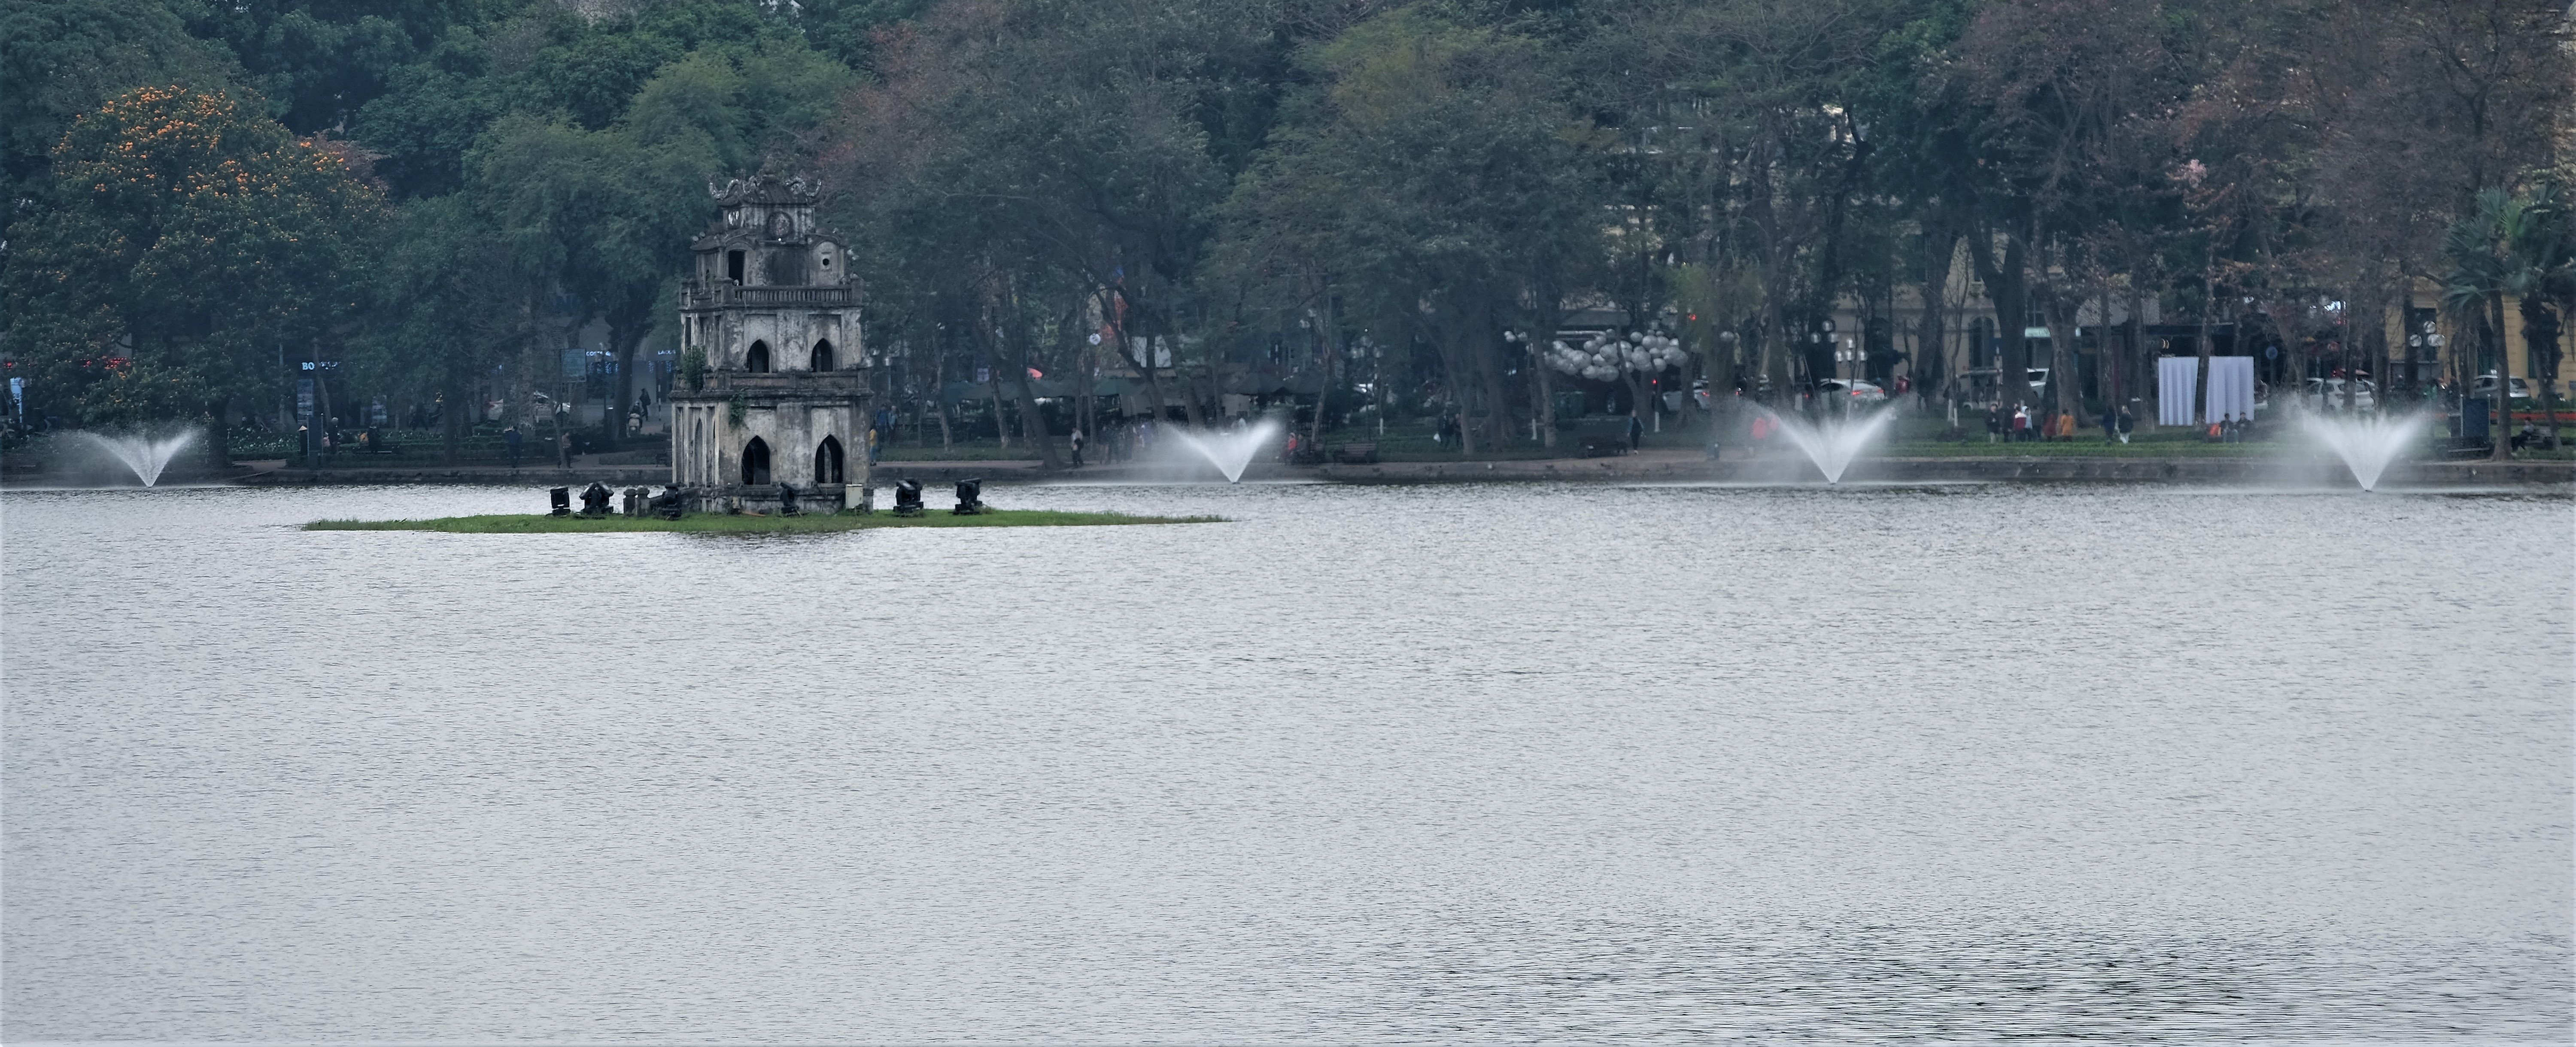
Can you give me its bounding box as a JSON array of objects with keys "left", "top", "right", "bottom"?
[
  {"left": 680, "top": 282, "right": 859, "bottom": 310},
  {"left": 682, "top": 369, "right": 872, "bottom": 397}
]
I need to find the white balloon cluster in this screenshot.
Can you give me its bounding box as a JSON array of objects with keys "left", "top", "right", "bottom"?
[{"left": 1543, "top": 331, "right": 1686, "bottom": 382}]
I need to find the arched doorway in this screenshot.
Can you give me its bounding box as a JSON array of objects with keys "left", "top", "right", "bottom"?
[
  {"left": 746, "top": 340, "right": 771, "bottom": 372},
  {"left": 741, "top": 437, "right": 771, "bottom": 485},
  {"left": 814, "top": 435, "right": 844, "bottom": 484},
  {"left": 810, "top": 339, "right": 835, "bottom": 371}
]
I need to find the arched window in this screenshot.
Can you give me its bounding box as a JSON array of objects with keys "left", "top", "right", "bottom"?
[
  {"left": 809, "top": 339, "right": 835, "bottom": 371},
  {"left": 814, "top": 436, "right": 845, "bottom": 484},
  {"left": 742, "top": 437, "right": 771, "bottom": 485},
  {"left": 745, "top": 340, "right": 771, "bottom": 372}
]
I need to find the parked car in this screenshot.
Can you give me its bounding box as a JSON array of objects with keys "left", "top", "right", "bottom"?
[
  {"left": 2471, "top": 373, "right": 2533, "bottom": 400},
  {"left": 2304, "top": 377, "right": 2377, "bottom": 410},
  {"left": 1817, "top": 379, "right": 1887, "bottom": 403}
]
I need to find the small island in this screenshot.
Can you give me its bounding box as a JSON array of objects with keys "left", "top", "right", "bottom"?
[{"left": 307, "top": 509, "right": 1220, "bottom": 534}]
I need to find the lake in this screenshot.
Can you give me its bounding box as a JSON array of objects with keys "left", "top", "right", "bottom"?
[{"left": 4, "top": 479, "right": 2569, "bottom": 1041}]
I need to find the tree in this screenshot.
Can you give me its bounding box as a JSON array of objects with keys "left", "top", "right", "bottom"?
[
  {"left": 2, "top": 85, "right": 383, "bottom": 445},
  {"left": 2445, "top": 183, "right": 2573, "bottom": 458},
  {"left": 1223, "top": 7, "right": 1594, "bottom": 452},
  {"left": 1589, "top": 0, "right": 1897, "bottom": 406},
  {"left": 0, "top": 0, "right": 236, "bottom": 213}
]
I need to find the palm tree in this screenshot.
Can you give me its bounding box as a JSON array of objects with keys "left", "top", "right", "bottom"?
[
  {"left": 2441, "top": 185, "right": 2570, "bottom": 460},
  {"left": 2512, "top": 181, "right": 2573, "bottom": 444}
]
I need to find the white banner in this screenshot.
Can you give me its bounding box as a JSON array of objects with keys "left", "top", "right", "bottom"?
[
  {"left": 2205, "top": 356, "right": 2256, "bottom": 424},
  {"left": 2157, "top": 357, "right": 2199, "bottom": 426}
]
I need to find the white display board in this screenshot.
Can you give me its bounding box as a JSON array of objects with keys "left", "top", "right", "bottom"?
[
  {"left": 2157, "top": 357, "right": 2199, "bottom": 426},
  {"left": 2157, "top": 356, "right": 2257, "bottom": 425},
  {"left": 2205, "top": 356, "right": 2256, "bottom": 423}
]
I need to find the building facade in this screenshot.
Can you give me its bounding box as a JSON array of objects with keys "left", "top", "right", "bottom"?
[{"left": 670, "top": 175, "right": 869, "bottom": 513}]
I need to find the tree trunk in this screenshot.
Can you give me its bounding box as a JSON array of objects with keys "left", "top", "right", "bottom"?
[
  {"left": 1998, "top": 234, "right": 2030, "bottom": 411},
  {"left": 1440, "top": 322, "right": 1476, "bottom": 456},
  {"left": 2125, "top": 271, "right": 2147, "bottom": 420},
  {"left": 1009, "top": 366, "right": 1060, "bottom": 469},
  {"left": 2403, "top": 285, "right": 2421, "bottom": 401},
  {"left": 2031, "top": 235, "right": 2076, "bottom": 426},
  {"left": 441, "top": 371, "right": 463, "bottom": 464},
  {"left": 2195, "top": 276, "right": 2215, "bottom": 426},
  {"left": 1308, "top": 300, "right": 1334, "bottom": 453},
  {"left": 1917, "top": 232, "right": 1952, "bottom": 401},
  {"left": 2044, "top": 288, "right": 2079, "bottom": 430},
  {"left": 207, "top": 395, "right": 232, "bottom": 466},
  {"left": 1967, "top": 229, "right": 2026, "bottom": 410},
  {"left": 1530, "top": 339, "right": 1557, "bottom": 448},
  {"left": 2490, "top": 290, "right": 2511, "bottom": 461},
  {"left": 1133, "top": 334, "right": 1168, "bottom": 423},
  {"left": 608, "top": 321, "right": 640, "bottom": 453}
]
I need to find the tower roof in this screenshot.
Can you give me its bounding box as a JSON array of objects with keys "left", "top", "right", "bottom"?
[{"left": 710, "top": 174, "right": 821, "bottom": 208}]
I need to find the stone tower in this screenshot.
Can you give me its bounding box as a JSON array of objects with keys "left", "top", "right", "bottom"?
[{"left": 671, "top": 175, "right": 870, "bottom": 513}]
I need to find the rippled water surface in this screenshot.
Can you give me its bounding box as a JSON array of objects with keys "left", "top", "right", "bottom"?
[{"left": 5, "top": 481, "right": 2571, "bottom": 1042}]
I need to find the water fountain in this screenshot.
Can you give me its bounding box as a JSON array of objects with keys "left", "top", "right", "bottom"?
[
  {"left": 1166, "top": 417, "right": 1284, "bottom": 483},
  {"left": 1758, "top": 407, "right": 1896, "bottom": 484},
  {"left": 70, "top": 428, "right": 200, "bottom": 487},
  {"left": 2305, "top": 413, "right": 2426, "bottom": 492}
]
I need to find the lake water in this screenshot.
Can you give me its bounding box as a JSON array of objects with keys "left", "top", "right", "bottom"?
[{"left": 4, "top": 480, "right": 2570, "bottom": 1042}]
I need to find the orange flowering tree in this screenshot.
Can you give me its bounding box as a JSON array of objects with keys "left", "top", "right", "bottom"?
[{"left": 1, "top": 85, "right": 385, "bottom": 430}]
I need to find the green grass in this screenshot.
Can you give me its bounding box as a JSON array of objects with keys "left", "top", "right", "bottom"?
[{"left": 307, "top": 507, "right": 1221, "bottom": 533}]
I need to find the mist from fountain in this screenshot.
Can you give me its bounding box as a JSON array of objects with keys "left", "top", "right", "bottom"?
[
  {"left": 71, "top": 428, "right": 200, "bottom": 487},
  {"left": 1165, "top": 417, "right": 1284, "bottom": 483},
  {"left": 2305, "top": 412, "right": 2426, "bottom": 492},
  {"left": 1759, "top": 407, "right": 1896, "bottom": 484}
]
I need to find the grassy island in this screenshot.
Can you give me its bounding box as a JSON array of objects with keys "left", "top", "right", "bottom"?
[{"left": 307, "top": 508, "right": 1221, "bottom": 534}]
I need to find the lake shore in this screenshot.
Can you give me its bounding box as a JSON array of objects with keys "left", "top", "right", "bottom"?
[
  {"left": 304, "top": 507, "right": 1220, "bottom": 533},
  {"left": 8, "top": 448, "right": 2567, "bottom": 488}
]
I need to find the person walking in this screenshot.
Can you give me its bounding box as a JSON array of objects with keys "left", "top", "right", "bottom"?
[
  {"left": 2010, "top": 404, "right": 2030, "bottom": 441},
  {"left": 1985, "top": 404, "right": 2003, "bottom": 443},
  {"left": 1627, "top": 413, "right": 1644, "bottom": 451},
  {"left": 556, "top": 428, "right": 571, "bottom": 467},
  {"left": 2101, "top": 406, "right": 2118, "bottom": 443},
  {"left": 504, "top": 425, "right": 522, "bottom": 470},
  {"left": 1069, "top": 428, "right": 1085, "bottom": 467}
]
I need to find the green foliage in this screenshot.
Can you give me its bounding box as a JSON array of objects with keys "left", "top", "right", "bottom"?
[
  {"left": 73, "top": 358, "right": 210, "bottom": 426},
  {"left": 0, "top": 0, "right": 237, "bottom": 208},
  {"left": 682, "top": 344, "right": 709, "bottom": 391},
  {"left": 5, "top": 0, "right": 2567, "bottom": 447},
  {"left": 1, "top": 84, "right": 385, "bottom": 424}
]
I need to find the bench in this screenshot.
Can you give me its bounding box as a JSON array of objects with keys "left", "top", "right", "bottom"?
[
  {"left": 1334, "top": 443, "right": 1378, "bottom": 464},
  {"left": 1575, "top": 420, "right": 1631, "bottom": 457}
]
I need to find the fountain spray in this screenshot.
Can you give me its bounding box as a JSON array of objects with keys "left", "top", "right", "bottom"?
[
  {"left": 1756, "top": 407, "right": 1896, "bottom": 484},
  {"left": 2305, "top": 413, "right": 2426, "bottom": 492},
  {"left": 1167, "top": 417, "right": 1284, "bottom": 483},
  {"left": 71, "top": 428, "right": 200, "bottom": 487}
]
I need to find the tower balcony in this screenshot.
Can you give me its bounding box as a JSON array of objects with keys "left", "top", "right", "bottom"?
[
  {"left": 680, "top": 282, "right": 860, "bottom": 311},
  {"left": 676, "top": 368, "right": 872, "bottom": 399}
]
